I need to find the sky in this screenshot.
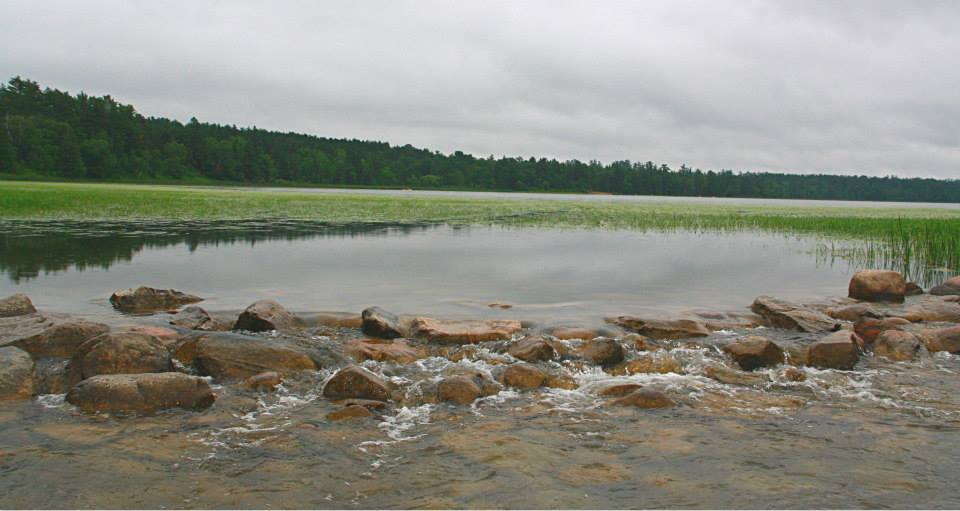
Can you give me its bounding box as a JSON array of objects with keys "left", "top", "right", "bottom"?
[{"left": 1, "top": 0, "right": 958, "bottom": 178}]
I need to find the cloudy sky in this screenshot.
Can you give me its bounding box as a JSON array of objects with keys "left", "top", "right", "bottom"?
[{"left": 1, "top": 0, "right": 958, "bottom": 178}]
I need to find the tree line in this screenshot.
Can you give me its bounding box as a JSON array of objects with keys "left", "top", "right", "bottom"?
[{"left": 1, "top": 76, "right": 957, "bottom": 202}]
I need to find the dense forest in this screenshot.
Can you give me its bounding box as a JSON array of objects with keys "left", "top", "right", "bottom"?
[{"left": 1, "top": 76, "right": 958, "bottom": 202}]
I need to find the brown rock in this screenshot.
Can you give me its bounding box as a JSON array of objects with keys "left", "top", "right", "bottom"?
[
  {"left": 599, "top": 383, "right": 644, "bottom": 397},
  {"left": 126, "top": 325, "right": 181, "bottom": 347},
  {"left": 905, "top": 282, "right": 925, "bottom": 296},
  {"left": 873, "top": 330, "right": 922, "bottom": 361},
  {"left": 345, "top": 338, "right": 426, "bottom": 364},
  {"left": 723, "top": 336, "right": 784, "bottom": 371},
  {"left": 609, "top": 354, "right": 682, "bottom": 376},
  {"left": 193, "top": 333, "right": 317, "bottom": 380},
  {"left": 170, "top": 306, "right": 228, "bottom": 331},
  {"left": 336, "top": 398, "right": 389, "bottom": 410},
  {"left": 67, "top": 332, "right": 172, "bottom": 383},
  {"left": 234, "top": 300, "right": 297, "bottom": 332},
  {"left": 930, "top": 276, "right": 960, "bottom": 296},
  {"left": 549, "top": 327, "right": 600, "bottom": 340},
  {"left": 109, "top": 286, "right": 202, "bottom": 312},
  {"left": 808, "top": 330, "right": 860, "bottom": 370},
  {"left": 826, "top": 303, "right": 882, "bottom": 322},
  {"left": 361, "top": 307, "right": 406, "bottom": 338},
  {"left": 704, "top": 364, "right": 771, "bottom": 386},
  {"left": 893, "top": 299, "right": 960, "bottom": 323},
  {"left": 610, "top": 316, "right": 710, "bottom": 339},
  {"left": 919, "top": 326, "right": 960, "bottom": 353},
  {"left": 326, "top": 405, "right": 374, "bottom": 421},
  {"left": 243, "top": 371, "right": 283, "bottom": 391},
  {"left": 545, "top": 374, "right": 579, "bottom": 390},
  {"left": 499, "top": 363, "right": 548, "bottom": 389},
  {"left": 0, "top": 346, "right": 34, "bottom": 401},
  {"left": 10, "top": 320, "right": 110, "bottom": 358},
  {"left": 0, "top": 294, "right": 37, "bottom": 318},
  {"left": 577, "top": 339, "right": 625, "bottom": 367},
  {"left": 751, "top": 296, "right": 840, "bottom": 333},
  {"left": 322, "top": 366, "right": 391, "bottom": 401},
  {"left": 848, "top": 270, "right": 906, "bottom": 303},
  {"left": 437, "top": 372, "right": 500, "bottom": 405},
  {"left": 410, "top": 317, "right": 522, "bottom": 344},
  {"left": 608, "top": 389, "right": 675, "bottom": 409},
  {"left": 783, "top": 367, "right": 807, "bottom": 382},
  {"left": 507, "top": 336, "right": 563, "bottom": 362},
  {"left": 854, "top": 316, "right": 911, "bottom": 344},
  {"left": 66, "top": 372, "right": 214, "bottom": 414}
]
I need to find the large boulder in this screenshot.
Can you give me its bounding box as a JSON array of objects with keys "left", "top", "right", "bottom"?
[
  {"left": 919, "top": 326, "right": 960, "bottom": 353},
  {"left": 67, "top": 332, "right": 172, "bottom": 383},
  {"left": 808, "top": 330, "right": 860, "bottom": 370},
  {"left": 409, "top": 318, "right": 522, "bottom": 344},
  {"left": 9, "top": 320, "right": 110, "bottom": 358},
  {"left": 170, "top": 306, "right": 228, "bottom": 331},
  {"left": 109, "top": 286, "right": 202, "bottom": 312},
  {"left": 0, "top": 346, "right": 34, "bottom": 401},
  {"left": 607, "top": 388, "right": 675, "bottom": 409},
  {"left": 437, "top": 371, "right": 501, "bottom": 405},
  {"left": 507, "top": 336, "right": 563, "bottom": 362},
  {"left": 751, "top": 296, "right": 840, "bottom": 333},
  {"left": 723, "top": 336, "right": 784, "bottom": 371},
  {"left": 577, "top": 338, "right": 625, "bottom": 367},
  {"left": 499, "top": 363, "right": 548, "bottom": 389},
  {"left": 853, "top": 316, "right": 911, "bottom": 345},
  {"left": 361, "top": 307, "right": 406, "bottom": 338},
  {"left": 930, "top": 276, "right": 960, "bottom": 296},
  {"left": 873, "top": 330, "right": 922, "bottom": 361},
  {"left": 66, "top": 373, "right": 215, "bottom": 414},
  {"left": 609, "top": 316, "right": 710, "bottom": 339},
  {"left": 0, "top": 294, "right": 37, "bottom": 317},
  {"left": 848, "top": 270, "right": 906, "bottom": 303},
  {"left": 193, "top": 333, "right": 318, "bottom": 380},
  {"left": 234, "top": 300, "right": 298, "bottom": 332},
  {"left": 344, "top": 338, "right": 427, "bottom": 364},
  {"left": 322, "top": 366, "right": 391, "bottom": 401}
]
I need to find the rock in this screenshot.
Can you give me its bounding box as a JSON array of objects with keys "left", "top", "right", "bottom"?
[
  {"left": 488, "top": 302, "right": 513, "bottom": 310},
  {"left": 919, "top": 326, "right": 960, "bottom": 353},
  {"left": 109, "top": 286, "right": 202, "bottom": 312},
  {"left": 0, "top": 347, "right": 34, "bottom": 401},
  {"left": 126, "top": 325, "right": 181, "bottom": 346},
  {"left": 336, "top": 398, "right": 389, "bottom": 410},
  {"left": 234, "top": 300, "right": 297, "bottom": 332},
  {"left": 409, "top": 318, "right": 522, "bottom": 344},
  {"left": 193, "top": 333, "right": 317, "bottom": 379},
  {"left": 66, "top": 373, "right": 214, "bottom": 414},
  {"left": 848, "top": 270, "right": 906, "bottom": 303},
  {"left": 704, "top": 364, "right": 771, "bottom": 386},
  {"left": 0, "top": 294, "right": 37, "bottom": 317},
  {"left": 609, "top": 354, "right": 682, "bottom": 376},
  {"left": 33, "top": 358, "right": 70, "bottom": 394},
  {"left": 9, "top": 320, "right": 110, "bottom": 358},
  {"left": 930, "top": 276, "right": 960, "bottom": 296},
  {"left": 545, "top": 374, "right": 579, "bottom": 390},
  {"left": 808, "top": 330, "right": 860, "bottom": 370},
  {"left": 243, "top": 371, "right": 283, "bottom": 391},
  {"left": 783, "top": 366, "right": 807, "bottom": 382},
  {"left": 549, "top": 327, "right": 600, "bottom": 340},
  {"left": 609, "top": 316, "right": 710, "bottom": 339},
  {"left": 326, "top": 405, "right": 374, "bottom": 421},
  {"left": 599, "top": 383, "right": 644, "bottom": 397},
  {"left": 608, "top": 389, "right": 675, "bottom": 409},
  {"left": 302, "top": 312, "right": 363, "bottom": 329},
  {"left": 723, "top": 336, "right": 784, "bottom": 371},
  {"left": 507, "top": 336, "right": 563, "bottom": 362},
  {"left": 322, "top": 366, "right": 391, "bottom": 401},
  {"left": 361, "top": 307, "right": 406, "bottom": 338},
  {"left": 750, "top": 296, "right": 840, "bottom": 333},
  {"left": 170, "top": 306, "right": 227, "bottom": 331},
  {"left": 905, "top": 283, "right": 925, "bottom": 296},
  {"left": 577, "top": 339, "right": 625, "bottom": 367},
  {"left": 344, "top": 338, "right": 426, "bottom": 364},
  {"left": 853, "top": 316, "right": 911, "bottom": 344},
  {"left": 826, "top": 303, "right": 881, "bottom": 322},
  {"left": 67, "top": 332, "right": 172, "bottom": 383},
  {"left": 892, "top": 299, "right": 960, "bottom": 323},
  {"left": 873, "top": 330, "right": 922, "bottom": 361},
  {"left": 499, "top": 363, "right": 548, "bottom": 389},
  {"left": 437, "top": 372, "right": 500, "bottom": 405}
]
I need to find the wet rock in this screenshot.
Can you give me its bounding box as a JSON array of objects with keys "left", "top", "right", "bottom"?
[
  {"left": 783, "top": 366, "right": 807, "bottom": 382},
  {"left": 322, "top": 366, "right": 391, "bottom": 401},
  {"left": 808, "top": 330, "right": 861, "bottom": 370},
  {"left": 853, "top": 316, "right": 911, "bottom": 344},
  {"left": 488, "top": 302, "right": 513, "bottom": 310},
  {"left": 723, "top": 336, "right": 784, "bottom": 371},
  {"left": 826, "top": 303, "right": 882, "bottom": 322},
  {"left": 9, "top": 320, "right": 110, "bottom": 358},
  {"left": 873, "top": 330, "right": 922, "bottom": 361},
  {"left": 410, "top": 317, "right": 522, "bottom": 344},
  {"left": 170, "top": 306, "right": 228, "bottom": 331},
  {"left": 545, "top": 373, "right": 579, "bottom": 390},
  {"left": 624, "top": 333, "right": 671, "bottom": 352},
  {"left": 848, "top": 270, "right": 906, "bottom": 303},
  {"left": 577, "top": 338, "right": 625, "bottom": 367},
  {"left": 361, "top": 306, "right": 406, "bottom": 338},
  {"left": 336, "top": 398, "right": 389, "bottom": 410},
  {"left": 751, "top": 296, "right": 840, "bottom": 333},
  {"left": 694, "top": 311, "right": 764, "bottom": 331},
  {"left": 499, "top": 363, "right": 548, "bottom": 389},
  {"left": 599, "top": 383, "right": 644, "bottom": 397},
  {"left": 66, "top": 373, "right": 214, "bottom": 414},
  {"left": 549, "top": 327, "right": 601, "bottom": 340},
  {"left": 608, "top": 388, "right": 675, "bottom": 409},
  {"left": 234, "top": 300, "right": 297, "bottom": 332},
  {"left": 905, "top": 282, "right": 925, "bottom": 296},
  {"left": 33, "top": 358, "right": 70, "bottom": 394},
  {"left": 0, "top": 294, "right": 36, "bottom": 317},
  {"left": 126, "top": 325, "right": 181, "bottom": 347},
  {"left": 302, "top": 312, "right": 363, "bottom": 329},
  {"left": 0, "top": 347, "right": 34, "bottom": 401},
  {"left": 193, "top": 332, "right": 318, "bottom": 380},
  {"left": 892, "top": 299, "right": 960, "bottom": 323},
  {"left": 243, "top": 371, "right": 283, "bottom": 391},
  {"left": 67, "top": 332, "right": 172, "bottom": 383},
  {"left": 919, "top": 326, "right": 960, "bottom": 353},
  {"left": 109, "top": 286, "right": 202, "bottom": 312},
  {"left": 609, "top": 316, "right": 710, "bottom": 339},
  {"left": 344, "top": 338, "right": 427, "bottom": 364},
  {"left": 704, "top": 364, "right": 771, "bottom": 386},
  {"left": 930, "top": 276, "right": 960, "bottom": 296},
  {"left": 609, "top": 353, "right": 682, "bottom": 375},
  {"left": 507, "top": 336, "right": 563, "bottom": 362},
  {"left": 326, "top": 405, "right": 374, "bottom": 421},
  {"left": 438, "top": 371, "right": 500, "bottom": 405}
]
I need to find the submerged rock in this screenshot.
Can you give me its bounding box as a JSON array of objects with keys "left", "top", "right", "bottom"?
[
  {"left": 499, "top": 363, "right": 548, "bottom": 389},
  {"left": 723, "top": 336, "right": 784, "bottom": 371},
  {"left": 361, "top": 307, "right": 406, "bottom": 338},
  {"left": 548, "top": 327, "right": 602, "bottom": 340},
  {"left": 751, "top": 296, "right": 840, "bottom": 333},
  {"left": 0, "top": 294, "right": 37, "bottom": 318},
  {"left": 608, "top": 388, "right": 675, "bottom": 409},
  {"left": 808, "top": 330, "right": 860, "bottom": 370},
  {"left": 170, "top": 306, "right": 228, "bottom": 331},
  {"left": 193, "top": 332, "right": 317, "bottom": 379},
  {"left": 409, "top": 317, "right": 522, "bottom": 344},
  {"left": 109, "top": 286, "right": 202, "bottom": 313},
  {"left": 848, "top": 270, "right": 906, "bottom": 303},
  {"left": 0, "top": 346, "right": 34, "bottom": 401},
  {"left": 599, "top": 383, "right": 644, "bottom": 397},
  {"left": 9, "top": 320, "right": 110, "bottom": 359},
  {"left": 853, "top": 316, "right": 911, "bottom": 345},
  {"left": 507, "top": 336, "right": 563, "bottom": 362},
  {"left": 577, "top": 338, "right": 625, "bottom": 367},
  {"left": 243, "top": 371, "right": 283, "bottom": 391},
  {"left": 66, "top": 373, "right": 214, "bottom": 414},
  {"left": 345, "top": 338, "right": 427, "bottom": 364},
  {"left": 326, "top": 405, "right": 374, "bottom": 421},
  {"left": 826, "top": 303, "right": 881, "bottom": 322},
  {"left": 919, "top": 326, "right": 960, "bottom": 353},
  {"left": 873, "top": 330, "right": 922, "bottom": 361},
  {"left": 704, "top": 364, "right": 771, "bottom": 386},
  {"left": 609, "top": 353, "right": 682, "bottom": 375},
  {"left": 609, "top": 316, "right": 710, "bottom": 339},
  {"left": 930, "top": 276, "right": 960, "bottom": 296},
  {"left": 322, "top": 366, "right": 391, "bottom": 401},
  {"left": 234, "top": 300, "right": 298, "bottom": 332},
  {"left": 66, "top": 332, "right": 172, "bottom": 383}
]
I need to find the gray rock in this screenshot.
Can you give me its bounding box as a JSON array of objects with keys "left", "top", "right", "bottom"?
[
  {"left": 0, "top": 294, "right": 37, "bottom": 318},
  {"left": 234, "top": 300, "right": 297, "bottom": 332},
  {"left": 109, "top": 286, "right": 202, "bottom": 312},
  {"left": 0, "top": 346, "right": 34, "bottom": 401},
  {"left": 361, "top": 306, "right": 406, "bottom": 338},
  {"left": 751, "top": 296, "right": 840, "bottom": 333}
]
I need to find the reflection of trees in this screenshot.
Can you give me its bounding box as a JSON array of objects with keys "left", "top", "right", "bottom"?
[{"left": 0, "top": 220, "right": 437, "bottom": 283}]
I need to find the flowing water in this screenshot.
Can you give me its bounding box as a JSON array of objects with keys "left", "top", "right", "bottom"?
[{"left": 1, "top": 207, "right": 960, "bottom": 509}]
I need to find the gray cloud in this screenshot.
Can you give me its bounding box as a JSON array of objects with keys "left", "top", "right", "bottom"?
[{"left": 1, "top": 0, "right": 958, "bottom": 178}]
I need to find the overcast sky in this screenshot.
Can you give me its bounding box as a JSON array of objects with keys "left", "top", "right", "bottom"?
[{"left": 2, "top": 0, "right": 958, "bottom": 178}]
